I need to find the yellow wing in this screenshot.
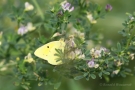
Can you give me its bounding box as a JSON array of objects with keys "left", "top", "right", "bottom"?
[{"left": 34, "top": 41, "right": 65, "bottom": 65}]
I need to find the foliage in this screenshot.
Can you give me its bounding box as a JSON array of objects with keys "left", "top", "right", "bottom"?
[{"left": 0, "top": 0, "right": 135, "bottom": 90}]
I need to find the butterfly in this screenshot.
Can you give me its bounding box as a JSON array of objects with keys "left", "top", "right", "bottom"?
[{"left": 34, "top": 39, "right": 65, "bottom": 65}]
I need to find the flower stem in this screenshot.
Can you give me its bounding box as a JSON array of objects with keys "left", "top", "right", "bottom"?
[
  {"left": 32, "top": 0, "right": 45, "bottom": 20},
  {"left": 125, "top": 30, "right": 135, "bottom": 50}
]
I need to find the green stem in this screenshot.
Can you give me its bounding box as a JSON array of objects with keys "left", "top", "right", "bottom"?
[
  {"left": 125, "top": 31, "right": 135, "bottom": 50},
  {"left": 32, "top": 0, "right": 45, "bottom": 20}
]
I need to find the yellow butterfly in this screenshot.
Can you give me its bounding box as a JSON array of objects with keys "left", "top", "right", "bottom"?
[{"left": 34, "top": 39, "right": 65, "bottom": 65}]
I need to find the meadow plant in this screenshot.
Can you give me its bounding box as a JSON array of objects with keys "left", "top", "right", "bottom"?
[{"left": 0, "top": 0, "right": 135, "bottom": 90}]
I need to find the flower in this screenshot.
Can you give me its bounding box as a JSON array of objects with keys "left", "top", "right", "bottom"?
[
  {"left": 24, "top": 53, "right": 35, "bottom": 63},
  {"left": 67, "top": 49, "right": 85, "bottom": 60},
  {"left": 65, "top": 35, "right": 76, "bottom": 48},
  {"left": 26, "top": 22, "right": 36, "bottom": 31},
  {"left": 24, "top": 2, "right": 34, "bottom": 11},
  {"left": 129, "top": 16, "right": 134, "bottom": 20},
  {"left": 90, "top": 48, "right": 101, "bottom": 58},
  {"left": 105, "top": 4, "right": 112, "bottom": 12},
  {"left": 94, "top": 50, "right": 102, "bottom": 58},
  {"left": 68, "top": 51, "right": 76, "bottom": 60},
  {"left": 114, "top": 60, "right": 123, "bottom": 66},
  {"left": 87, "top": 13, "right": 97, "bottom": 24},
  {"left": 52, "top": 32, "right": 62, "bottom": 38},
  {"left": 67, "top": 24, "right": 85, "bottom": 43},
  {"left": 129, "top": 53, "right": 134, "bottom": 60},
  {"left": 90, "top": 47, "right": 109, "bottom": 58},
  {"left": 60, "top": 1, "right": 74, "bottom": 12},
  {"left": 113, "top": 69, "right": 120, "bottom": 75},
  {"left": 88, "top": 59, "right": 95, "bottom": 68},
  {"left": 75, "top": 49, "right": 85, "bottom": 59},
  {"left": 17, "top": 26, "right": 28, "bottom": 36},
  {"left": 17, "top": 22, "right": 35, "bottom": 36},
  {"left": 94, "top": 64, "right": 99, "bottom": 68}
]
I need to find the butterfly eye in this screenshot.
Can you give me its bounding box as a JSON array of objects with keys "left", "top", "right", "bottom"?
[{"left": 47, "top": 46, "right": 49, "bottom": 48}]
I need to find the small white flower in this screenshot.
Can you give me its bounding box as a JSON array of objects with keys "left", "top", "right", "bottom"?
[
  {"left": 68, "top": 51, "right": 76, "bottom": 60},
  {"left": 75, "top": 49, "right": 85, "bottom": 59},
  {"left": 61, "top": 1, "right": 74, "bottom": 12},
  {"left": 90, "top": 47, "right": 109, "bottom": 58},
  {"left": 67, "top": 49, "right": 85, "bottom": 60},
  {"left": 100, "top": 47, "right": 107, "bottom": 52},
  {"left": 88, "top": 59, "right": 95, "bottom": 68},
  {"left": 24, "top": 2, "right": 34, "bottom": 11},
  {"left": 113, "top": 70, "right": 120, "bottom": 75},
  {"left": 90, "top": 48, "right": 95, "bottom": 54},
  {"left": 94, "top": 64, "right": 99, "bottom": 68},
  {"left": 17, "top": 26, "right": 28, "bottom": 36},
  {"left": 94, "top": 50, "right": 101, "bottom": 58},
  {"left": 24, "top": 53, "right": 35, "bottom": 63},
  {"left": 114, "top": 60, "right": 123, "bottom": 66},
  {"left": 26, "top": 22, "right": 36, "bottom": 31},
  {"left": 129, "top": 16, "right": 134, "bottom": 20},
  {"left": 18, "top": 22, "right": 35, "bottom": 36},
  {"left": 68, "top": 35, "right": 76, "bottom": 48},
  {"left": 130, "top": 53, "right": 134, "bottom": 60},
  {"left": 87, "top": 13, "right": 97, "bottom": 24}
]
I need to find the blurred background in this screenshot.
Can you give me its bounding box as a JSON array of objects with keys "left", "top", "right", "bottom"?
[{"left": 0, "top": 0, "right": 135, "bottom": 90}]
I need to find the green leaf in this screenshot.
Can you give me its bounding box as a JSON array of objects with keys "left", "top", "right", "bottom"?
[
  {"left": 98, "top": 72, "right": 102, "bottom": 78},
  {"left": 103, "top": 75, "right": 110, "bottom": 82},
  {"left": 54, "top": 82, "right": 61, "bottom": 90},
  {"left": 83, "top": 72, "right": 89, "bottom": 77},
  {"left": 125, "top": 68, "right": 131, "bottom": 72},
  {"left": 120, "top": 72, "right": 126, "bottom": 77},
  {"left": 90, "top": 74, "right": 96, "bottom": 79},
  {"left": 103, "top": 71, "right": 110, "bottom": 75},
  {"left": 21, "top": 85, "right": 29, "bottom": 90},
  {"left": 117, "top": 42, "right": 121, "bottom": 51},
  {"left": 74, "top": 75, "right": 84, "bottom": 80}
]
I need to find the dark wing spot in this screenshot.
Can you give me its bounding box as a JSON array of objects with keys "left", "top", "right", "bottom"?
[{"left": 47, "top": 46, "right": 49, "bottom": 48}]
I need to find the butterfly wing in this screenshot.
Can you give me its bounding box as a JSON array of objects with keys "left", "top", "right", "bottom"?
[{"left": 34, "top": 41, "right": 65, "bottom": 65}]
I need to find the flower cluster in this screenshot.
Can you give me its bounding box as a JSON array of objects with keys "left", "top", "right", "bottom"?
[
  {"left": 64, "top": 35, "right": 85, "bottom": 60},
  {"left": 90, "top": 47, "right": 109, "bottom": 58},
  {"left": 87, "top": 47, "right": 109, "bottom": 69},
  {"left": 18, "top": 22, "right": 35, "bottom": 36},
  {"left": 17, "top": 2, "right": 35, "bottom": 36}
]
